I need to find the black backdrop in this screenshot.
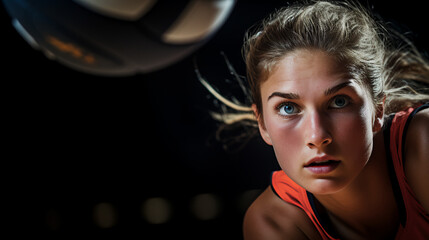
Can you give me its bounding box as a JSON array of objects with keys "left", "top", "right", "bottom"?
[{"left": 3, "top": 1, "right": 428, "bottom": 239}]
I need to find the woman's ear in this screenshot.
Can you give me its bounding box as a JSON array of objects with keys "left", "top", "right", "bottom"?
[
  {"left": 252, "top": 104, "right": 273, "bottom": 145},
  {"left": 373, "top": 98, "right": 385, "bottom": 133}
]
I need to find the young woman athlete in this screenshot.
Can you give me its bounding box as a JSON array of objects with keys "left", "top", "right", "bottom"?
[{"left": 219, "top": 0, "right": 429, "bottom": 239}]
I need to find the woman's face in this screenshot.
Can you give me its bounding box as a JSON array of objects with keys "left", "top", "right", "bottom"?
[{"left": 257, "top": 49, "right": 379, "bottom": 195}]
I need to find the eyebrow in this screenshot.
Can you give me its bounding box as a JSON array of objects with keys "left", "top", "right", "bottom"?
[
  {"left": 267, "top": 81, "right": 352, "bottom": 101},
  {"left": 324, "top": 81, "right": 352, "bottom": 96}
]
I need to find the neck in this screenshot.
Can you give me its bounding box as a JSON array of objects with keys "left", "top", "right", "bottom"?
[{"left": 313, "top": 131, "right": 399, "bottom": 239}]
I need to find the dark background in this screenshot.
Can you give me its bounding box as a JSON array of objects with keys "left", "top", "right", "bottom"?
[{"left": 3, "top": 0, "right": 428, "bottom": 239}]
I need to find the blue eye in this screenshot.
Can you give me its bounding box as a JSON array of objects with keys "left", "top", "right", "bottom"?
[
  {"left": 278, "top": 103, "right": 300, "bottom": 116},
  {"left": 330, "top": 95, "right": 350, "bottom": 109}
]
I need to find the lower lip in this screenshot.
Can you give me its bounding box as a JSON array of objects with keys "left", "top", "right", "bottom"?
[{"left": 304, "top": 161, "right": 340, "bottom": 174}]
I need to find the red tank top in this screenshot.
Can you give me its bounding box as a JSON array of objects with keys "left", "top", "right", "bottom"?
[{"left": 271, "top": 104, "right": 429, "bottom": 240}]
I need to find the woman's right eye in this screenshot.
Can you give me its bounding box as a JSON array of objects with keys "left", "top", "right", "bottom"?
[{"left": 277, "top": 102, "right": 300, "bottom": 116}]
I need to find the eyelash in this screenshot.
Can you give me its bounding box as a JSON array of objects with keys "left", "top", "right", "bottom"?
[
  {"left": 275, "top": 95, "right": 353, "bottom": 117},
  {"left": 276, "top": 102, "right": 300, "bottom": 117}
]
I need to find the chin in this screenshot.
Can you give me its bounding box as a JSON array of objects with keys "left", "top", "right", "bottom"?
[{"left": 305, "top": 178, "right": 350, "bottom": 195}]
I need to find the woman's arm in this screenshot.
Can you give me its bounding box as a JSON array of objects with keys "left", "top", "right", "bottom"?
[
  {"left": 404, "top": 108, "right": 429, "bottom": 213},
  {"left": 243, "top": 187, "right": 321, "bottom": 240}
]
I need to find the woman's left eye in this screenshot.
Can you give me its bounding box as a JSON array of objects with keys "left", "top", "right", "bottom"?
[{"left": 329, "top": 95, "right": 350, "bottom": 109}]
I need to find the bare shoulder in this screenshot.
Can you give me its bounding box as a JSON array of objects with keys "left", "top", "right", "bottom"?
[
  {"left": 404, "top": 107, "right": 429, "bottom": 213},
  {"left": 243, "top": 187, "right": 321, "bottom": 240}
]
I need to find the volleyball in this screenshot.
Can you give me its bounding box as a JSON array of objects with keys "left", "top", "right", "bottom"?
[{"left": 2, "top": 0, "right": 235, "bottom": 76}]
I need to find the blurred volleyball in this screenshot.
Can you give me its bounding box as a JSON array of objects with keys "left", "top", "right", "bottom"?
[{"left": 2, "top": 0, "right": 235, "bottom": 76}]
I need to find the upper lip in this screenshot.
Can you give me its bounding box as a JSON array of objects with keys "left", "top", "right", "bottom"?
[{"left": 304, "top": 155, "right": 339, "bottom": 167}]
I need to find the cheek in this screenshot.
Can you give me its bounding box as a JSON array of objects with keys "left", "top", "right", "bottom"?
[
  {"left": 265, "top": 110, "right": 374, "bottom": 166},
  {"left": 333, "top": 108, "right": 374, "bottom": 159},
  {"left": 264, "top": 118, "right": 304, "bottom": 169}
]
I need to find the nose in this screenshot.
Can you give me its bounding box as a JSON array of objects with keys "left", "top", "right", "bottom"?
[{"left": 305, "top": 110, "right": 333, "bottom": 149}]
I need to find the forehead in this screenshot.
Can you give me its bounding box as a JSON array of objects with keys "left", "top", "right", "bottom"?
[{"left": 261, "top": 49, "right": 348, "bottom": 96}]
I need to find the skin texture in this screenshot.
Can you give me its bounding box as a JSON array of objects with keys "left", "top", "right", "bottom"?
[
  {"left": 258, "top": 49, "right": 378, "bottom": 195},
  {"left": 243, "top": 187, "right": 322, "bottom": 240},
  {"left": 245, "top": 49, "right": 407, "bottom": 239}
]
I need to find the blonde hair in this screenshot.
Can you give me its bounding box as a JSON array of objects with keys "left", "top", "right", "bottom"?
[{"left": 199, "top": 0, "right": 429, "bottom": 132}]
